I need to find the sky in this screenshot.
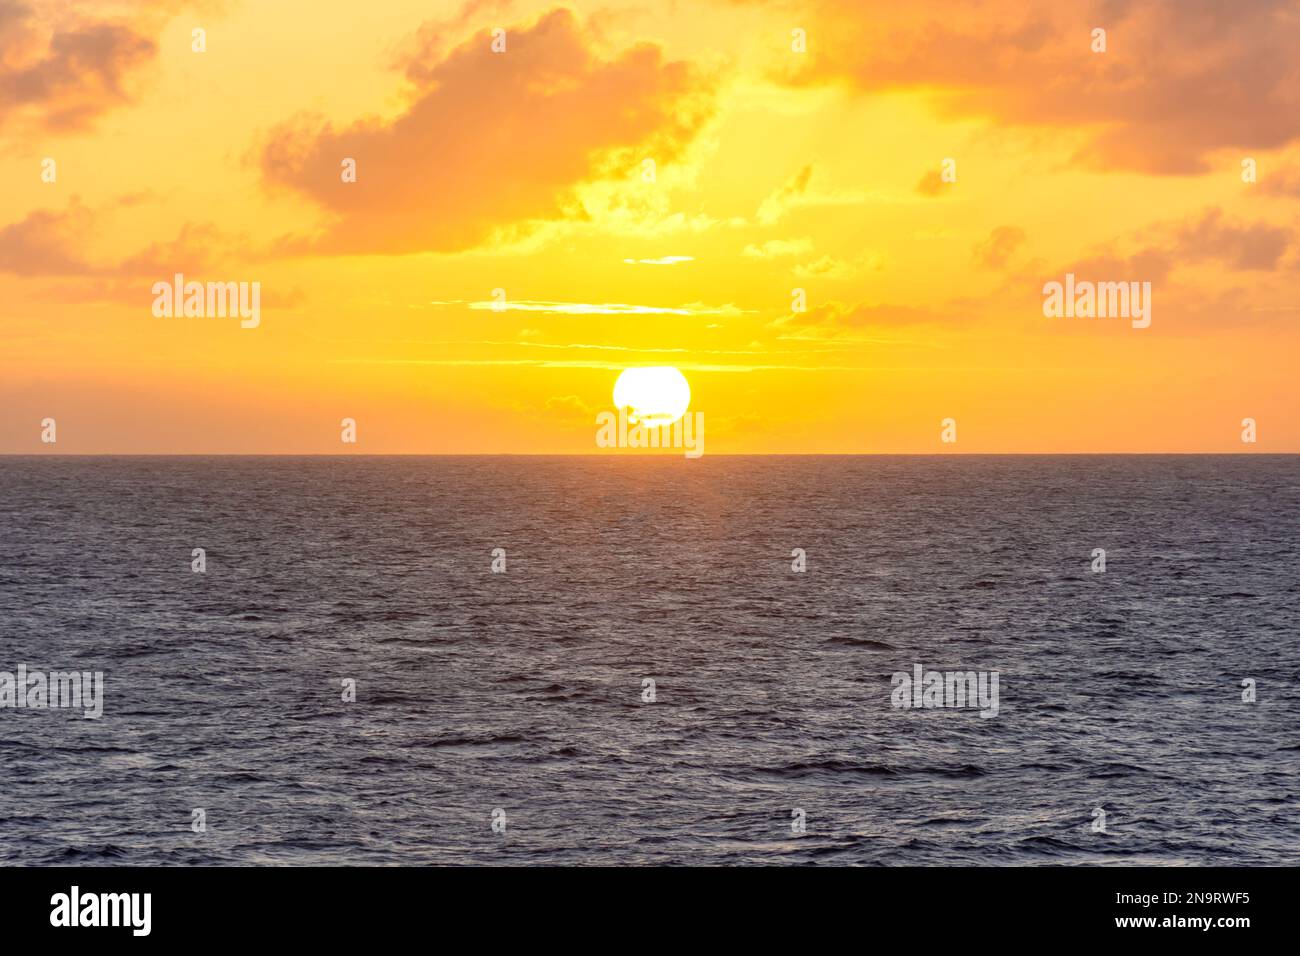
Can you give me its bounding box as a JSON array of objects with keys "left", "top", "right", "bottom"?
[{"left": 2, "top": 0, "right": 1298, "bottom": 453}]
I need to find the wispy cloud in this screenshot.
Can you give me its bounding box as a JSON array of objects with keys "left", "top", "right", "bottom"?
[
  {"left": 743, "top": 237, "right": 813, "bottom": 258},
  {"left": 462, "top": 299, "right": 749, "bottom": 316},
  {"left": 756, "top": 165, "right": 902, "bottom": 224}
]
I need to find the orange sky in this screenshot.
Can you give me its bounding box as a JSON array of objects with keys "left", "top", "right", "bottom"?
[{"left": 2, "top": 0, "right": 1298, "bottom": 453}]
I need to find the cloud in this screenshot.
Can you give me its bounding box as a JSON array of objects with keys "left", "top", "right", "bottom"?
[
  {"left": 0, "top": 198, "right": 97, "bottom": 274},
  {"left": 755, "top": 165, "right": 885, "bottom": 224},
  {"left": 540, "top": 393, "right": 596, "bottom": 426},
  {"left": 914, "top": 169, "right": 947, "bottom": 197},
  {"left": 792, "top": 254, "right": 859, "bottom": 279},
  {"left": 751, "top": 206, "right": 1291, "bottom": 341},
  {"left": 743, "top": 237, "right": 813, "bottom": 258},
  {"left": 972, "top": 226, "right": 1027, "bottom": 270},
  {"left": 1054, "top": 207, "right": 1293, "bottom": 283},
  {"left": 1170, "top": 207, "right": 1291, "bottom": 271},
  {"left": 260, "top": 8, "right": 714, "bottom": 255},
  {"left": 114, "top": 221, "right": 227, "bottom": 276},
  {"left": 756, "top": 166, "right": 812, "bottom": 224},
  {"left": 464, "top": 299, "right": 746, "bottom": 316},
  {"left": 1259, "top": 165, "right": 1300, "bottom": 199},
  {"left": 395, "top": 0, "right": 520, "bottom": 73},
  {"left": 771, "top": 300, "right": 949, "bottom": 332},
  {"left": 0, "top": 198, "right": 247, "bottom": 305},
  {"left": 774, "top": 0, "right": 1300, "bottom": 174},
  {"left": 0, "top": 0, "right": 174, "bottom": 133}
]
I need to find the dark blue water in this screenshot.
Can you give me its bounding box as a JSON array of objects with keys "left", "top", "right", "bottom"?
[{"left": 1, "top": 456, "right": 1297, "bottom": 865}]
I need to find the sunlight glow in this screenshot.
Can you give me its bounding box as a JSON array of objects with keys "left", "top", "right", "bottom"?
[{"left": 612, "top": 367, "right": 692, "bottom": 427}]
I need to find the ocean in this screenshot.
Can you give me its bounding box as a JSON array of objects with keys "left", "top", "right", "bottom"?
[{"left": 1, "top": 455, "right": 1297, "bottom": 865}]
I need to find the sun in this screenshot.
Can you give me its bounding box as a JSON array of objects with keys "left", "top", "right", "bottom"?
[{"left": 613, "top": 366, "right": 691, "bottom": 427}]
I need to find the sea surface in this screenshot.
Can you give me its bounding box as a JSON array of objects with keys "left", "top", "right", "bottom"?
[{"left": 1, "top": 455, "right": 1297, "bottom": 866}]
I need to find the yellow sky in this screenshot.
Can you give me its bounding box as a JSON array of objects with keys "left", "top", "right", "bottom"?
[{"left": 2, "top": 0, "right": 1298, "bottom": 452}]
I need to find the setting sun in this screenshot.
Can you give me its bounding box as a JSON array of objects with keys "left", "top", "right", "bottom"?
[{"left": 612, "top": 367, "right": 692, "bottom": 427}]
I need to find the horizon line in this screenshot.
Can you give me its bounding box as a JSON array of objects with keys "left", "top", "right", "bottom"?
[{"left": 2, "top": 452, "right": 1296, "bottom": 458}]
